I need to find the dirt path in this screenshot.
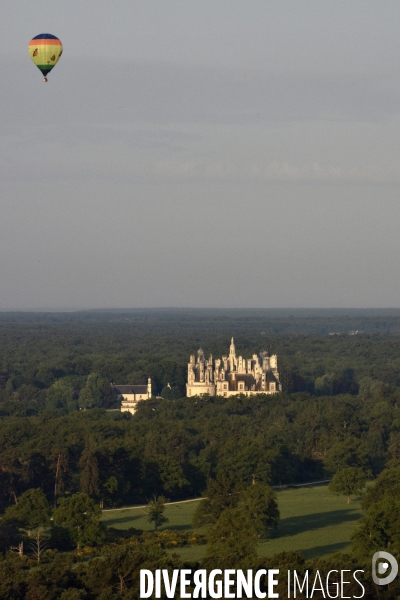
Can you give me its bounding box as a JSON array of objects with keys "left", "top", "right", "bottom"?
[
  {"left": 102, "top": 479, "right": 332, "bottom": 512},
  {"left": 102, "top": 497, "right": 203, "bottom": 512}
]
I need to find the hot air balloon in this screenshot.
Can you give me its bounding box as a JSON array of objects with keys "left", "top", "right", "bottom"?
[{"left": 28, "top": 34, "right": 63, "bottom": 82}]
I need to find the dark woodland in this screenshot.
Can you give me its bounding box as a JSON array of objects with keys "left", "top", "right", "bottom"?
[{"left": 0, "top": 309, "right": 400, "bottom": 598}]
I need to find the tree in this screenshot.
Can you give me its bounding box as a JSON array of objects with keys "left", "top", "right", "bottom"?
[
  {"left": 102, "top": 475, "right": 119, "bottom": 506},
  {"left": 361, "top": 464, "right": 400, "bottom": 511},
  {"left": 5, "top": 488, "right": 51, "bottom": 563},
  {"left": 328, "top": 467, "right": 366, "bottom": 503},
  {"left": 46, "top": 380, "right": 75, "bottom": 411},
  {"left": 324, "top": 437, "right": 370, "bottom": 475},
  {"left": 52, "top": 450, "right": 71, "bottom": 509},
  {"left": 30, "top": 529, "right": 48, "bottom": 564},
  {"left": 0, "top": 520, "right": 20, "bottom": 555},
  {"left": 79, "top": 449, "right": 100, "bottom": 498},
  {"left": 145, "top": 495, "right": 169, "bottom": 531},
  {"left": 218, "top": 439, "right": 273, "bottom": 485},
  {"left": 24, "top": 553, "right": 80, "bottom": 598},
  {"left": 84, "top": 542, "right": 179, "bottom": 598},
  {"left": 79, "top": 372, "right": 109, "bottom": 409},
  {"left": 0, "top": 552, "right": 30, "bottom": 599},
  {"left": 78, "top": 387, "right": 95, "bottom": 410},
  {"left": 53, "top": 492, "right": 105, "bottom": 549},
  {"left": 161, "top": 385, "right": 181, "bottom": 400},
  {"left": 240, "top": 483, "right": 280, "bottom": 536},
  {"left": 352, "top": 465, "right": 400, "bottom": 559},
  {"left": 192, "top": 473, "right": 243, "bottom": 527},
  {"left": 5, "top": 488, "right": 51, "bottom": 535},
  {"left": 160, "top": 385, "right": 173, "bottom": 400},
  {"left": 203, "top": 507, "right": 258, "bottom": 569}
]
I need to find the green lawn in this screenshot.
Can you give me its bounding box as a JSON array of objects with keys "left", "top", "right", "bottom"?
[
  {"left": 101, "top": 485, "right": 363, "bottom": 562},
  {"left": 258, "top": 485, "right": 362, "bottom": 560},
  {"left": 101, "top": 499, "right": 201, "bottom": 532}
]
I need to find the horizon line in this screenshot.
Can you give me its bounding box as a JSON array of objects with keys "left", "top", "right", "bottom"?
[{"left": 1, "top": 306, "right": 400, "bottom": 313}]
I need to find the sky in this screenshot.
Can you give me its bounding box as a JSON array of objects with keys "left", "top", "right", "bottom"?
[{"left": 1, "top": 1, "right": 400, "bottom": 309}]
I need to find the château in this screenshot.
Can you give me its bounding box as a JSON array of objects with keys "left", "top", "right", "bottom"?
[
  {"left": 186, "top": 338, "right": 282, "bottom": 397},
  {"left": 116, "top": 378, "right": 152, "bottom": 414}
]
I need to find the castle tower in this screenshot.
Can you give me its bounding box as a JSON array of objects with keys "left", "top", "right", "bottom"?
[
  {"left": 229, "top": 337, "right": 236, "bottom": 371},
  {"left": 186, "top": 348, "right": 216, "bottom": 397}
]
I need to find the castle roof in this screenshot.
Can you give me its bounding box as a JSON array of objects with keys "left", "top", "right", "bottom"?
[{"left": 114, "top": 385, "right": 148, "bottom": 395}]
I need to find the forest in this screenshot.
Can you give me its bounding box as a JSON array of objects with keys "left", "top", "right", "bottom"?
[{"left": 0, "top": 309, "right": 400, "bottom": 598}]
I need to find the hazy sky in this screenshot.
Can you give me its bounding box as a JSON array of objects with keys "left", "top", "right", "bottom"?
[{"left": 2, "top": 1, "right": 400, "bottom": 309}]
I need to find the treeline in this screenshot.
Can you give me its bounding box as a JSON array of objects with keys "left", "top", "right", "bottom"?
[
  {"left": 2, "top": 318, "right": 400, "bottom": 409},
  {"left": 2, "top": 307, "right": 400, "bottom": 334},
  {"left": 1, "top": 317, "right": 400, "bottom": 511},
  {"left": 0, "top": 388, "right": 398, "bottom": 512}
]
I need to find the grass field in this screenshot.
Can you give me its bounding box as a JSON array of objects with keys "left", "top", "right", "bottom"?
[
  {"left": 101, "top": 485, "right": 363, "bottom": 562},
  {"left": 102, "top": 499, "right": 200, "bottom": 532}
]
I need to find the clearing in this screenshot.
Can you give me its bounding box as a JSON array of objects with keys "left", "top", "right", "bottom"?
[{"left": 101, "top": 484, "right": 363, "bottom": 562}]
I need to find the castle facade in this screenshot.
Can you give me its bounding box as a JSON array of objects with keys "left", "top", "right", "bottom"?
[
  {"left": 186, "top": 338, "right": 281, "bottom": 397},
  {"left": 116, "top": 378, "right": 152, "bottom": 414}
]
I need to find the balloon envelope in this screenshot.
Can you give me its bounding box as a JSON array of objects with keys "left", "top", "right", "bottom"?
[{"left": 28, "top": 34, "right": 63, "bottom": 79}]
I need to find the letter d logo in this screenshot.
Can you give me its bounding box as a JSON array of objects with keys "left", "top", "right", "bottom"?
[{"left": 372, "top": 551, "right": 398, "bottom": 585}]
